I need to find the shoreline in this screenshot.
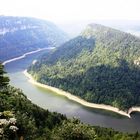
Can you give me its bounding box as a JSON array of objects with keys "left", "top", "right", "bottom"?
[
  {"left": 2, "top": 47, "right": 55, "bottom": 65},
  {"left": 128, "top": 107, "right": 140, "bottom": 115},
  {"left": 23, "top": 69, "right": 140, "bottom": 118}
]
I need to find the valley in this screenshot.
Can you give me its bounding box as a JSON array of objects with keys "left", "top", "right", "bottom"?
[
  {"left": 0, "top": 16, "right": 68, "bottom": 61},
  {"left": 4, "top": 49, "right": 140, "bottom": 133},
  {"left": 1, "top": 15, "right": 140, "bottom": 139}
]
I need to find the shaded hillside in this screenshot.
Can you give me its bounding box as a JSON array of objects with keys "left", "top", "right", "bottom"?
[
  {"left": 0, "top": 16, "right": 68, "bottom": 61},
  {"left": 0, "top": 63, "right": 66, "bottom": 139},
  {"left": 29, "top": 24, "right": 140, "bottom": 110},
  {"left": 0, "top": 65, "right": 140, "bottom": 139}
]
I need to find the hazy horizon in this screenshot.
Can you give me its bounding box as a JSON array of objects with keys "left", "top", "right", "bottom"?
[
  {"left": 1, "top": 0, "right": 140, "bottom": 37},
  {"left": 0, "top": 0, "right": 140, "bottom": 24}
]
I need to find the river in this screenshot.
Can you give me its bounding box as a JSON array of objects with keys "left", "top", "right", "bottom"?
[{"left": 4, "top": 49, "right": 140, "bottom": 133}]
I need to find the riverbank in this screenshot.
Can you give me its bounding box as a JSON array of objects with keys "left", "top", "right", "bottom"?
[
  {"left": 2, "top": 47, "right": 55, "bottom": 65},
  {"left": 128, "top": 107, "right": 140, "bottom": 115},
  {"left": 23, "top": 70, "right": 136, "bottom": 118}
]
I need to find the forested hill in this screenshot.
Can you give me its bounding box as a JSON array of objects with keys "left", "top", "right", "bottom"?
[
  {"left": 0, "top": 16, "right": 68, "bottom": 61},
  {"left": 29, "top": 23, "right": 140, "bottom": 110},
  {"left": 1, "top": 65, "right": 140, "bottom": 139}
]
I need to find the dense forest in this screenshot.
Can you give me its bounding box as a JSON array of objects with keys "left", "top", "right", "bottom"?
[
  {"left": 29, "top": 24, "right": 140, "bottom": 110},
  {"left": 0, "top": 63, "right": 66, "bottom": 139},
  {"left": 0, "top": 16, "right": 68, "bottom": 61},
  {"left": 1, "top": 63, "right": 140, "bottom": 139}
]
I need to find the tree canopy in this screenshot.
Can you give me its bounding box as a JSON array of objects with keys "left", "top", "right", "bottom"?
[
  {"left": 29, "top": 24, "right": 140, "bottom": 110},
  {"left": 0, "top": 62, "right": 140, "bottom": 139}
]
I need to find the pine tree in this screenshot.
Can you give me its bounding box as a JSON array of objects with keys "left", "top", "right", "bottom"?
[{"left": 0, "top": 63, "right": 9, "bottom": 88}]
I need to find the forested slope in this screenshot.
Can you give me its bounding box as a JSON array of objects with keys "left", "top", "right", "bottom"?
[
  {"left": 1, "top": 64, "right": 140, "bottom": 139},
  {"left": 29, "top": 24, "right": 140, "bottom": 110},
  {"left": 0, "top": 16, "right": 68, "bottom": 61}
]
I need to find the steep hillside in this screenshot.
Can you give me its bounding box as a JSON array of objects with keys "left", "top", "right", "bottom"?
[
  {"left": 29, "top": 24, "right": 140, "bottom": 110},
  {"left": 0, "top": 63, "right": 66, "bottom": 139},
  {"left": 1, "top": 65, "right": 140, "bottom": 140},
  {"left": 0, "top": 16, "right": 68, "bottom": 61}
]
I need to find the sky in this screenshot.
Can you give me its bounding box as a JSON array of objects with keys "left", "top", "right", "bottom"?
[{"left": 0, "top": 0, "right": 140, "bottom": 23}]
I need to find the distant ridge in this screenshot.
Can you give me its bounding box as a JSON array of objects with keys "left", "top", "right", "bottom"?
[{"left": 0, "top": 16, "right": 69, "bottom": 61}]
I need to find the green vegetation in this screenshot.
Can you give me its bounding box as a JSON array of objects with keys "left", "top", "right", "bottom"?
[
  {"left": 0, "top": 63, "right": 66, "bottom": 139},
  {"left": 0, "top": 16, "right": 68, "bottom": 61},
  {"left": 1, "top": 63, "right": 140, "bottom": 139},
  {"left": 51, "top": 119, "right": 96, "bottom": 140},
  {"left": 0, "top": 111, "right": 19, "bottom": 139},
  {"left": 29, "top": 24, "right": 140, "bottom": 110}
]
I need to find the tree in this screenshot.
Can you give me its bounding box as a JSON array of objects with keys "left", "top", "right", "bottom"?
[
  {"left": 51, "top": 119, "right": 97, "bottom": 140},
  {"left": 0, "top": 63, "right": 9, "bottom": 88}
]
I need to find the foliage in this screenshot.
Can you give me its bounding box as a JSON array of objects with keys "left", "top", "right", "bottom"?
[
  {"left": 0, "top": 111, "right": 18, "bottom": 140},
  {"left": 0, "top": 63, "right": 140, "bottom": 139},
  {"left": 51, "top": 119, "right": 96, "bottom": 140},
  {"left": 0, "top": 63, "right": 66, "bottom": 139},
  {"left": 0, "top": 64, "right": 9, "bottom": 87},
  {"left": 29, "top": 24, "right": 140, "bottom": 110}
]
